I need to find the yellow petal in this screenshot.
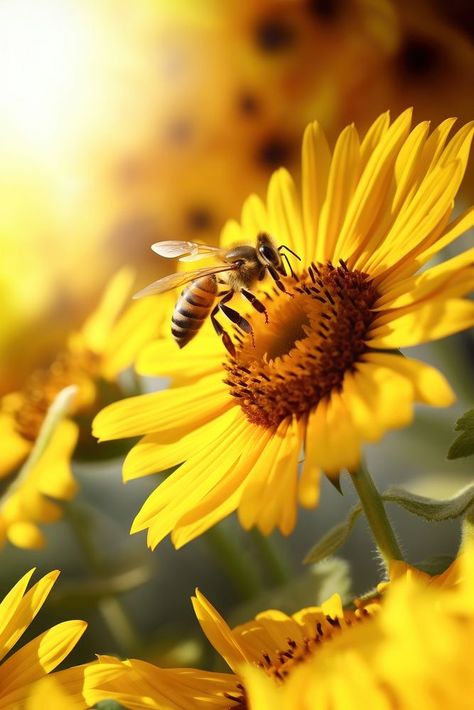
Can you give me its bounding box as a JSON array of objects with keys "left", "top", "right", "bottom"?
[
  {"left": 78, "top": 268, "right": 135, "bottom": 355},
  {"left": 93, "top": 375, "right": 230, "bottom": 440},
  {"left": 24, "top": 670, "right": 90, "bottom": 710},
  {"left": 266, "top": 168, "right": 304, "bottom": 258},
  {"left": 30, "top": 419, "right": 79, "bottom": 499},
  {"left": 366, "top": 159, "right": 463, "bottom": 277},
  {"left": 0, "top": 413, "right": 30, "bottom": 479},
  {"left": 123, "top": 412, "right": 236, "bottom": 480},
  {"left": 302, "top": 121, "right": 331, "bottom": 263},
  {"left": 0, "top": 570, "right": 59, "bottom": 662},
  {"left": 6, "top": 523, "right": 45, "bottom": 550},
  {"left": 0, "top": 621, "right": 87, "bottom": 700},
  {"left": 362, "top": 353, "right": 455, "bottom": 408},
  {"left": 308, "top": 394, "right": 361, "bottom": 477},
  {"left": 132, "top": 411, "right": 251, "bottom": 548},
  {"left": 84, "top": 657, "right": 236, "bottom": 710},
  {"left": 254, "top": 417, "right": 301, "bottom": 536},
  {"left": 359, "top": 111, "right": 390, "bottom": 168},
  {"left": 375, "top": 246, "right": 474, "bottom": 310},
  {"left": 317, "top": 124, "right": 360, "bottom": 262},
  {"left": 336, "top": 108, "right": 413, "bottom": 267},
  {"left": 136, "top": 333, "right": 222, "bottom": 382},
  {"left": 192, "top": 590, "right": 251, "bottom": 672},
  {"left": 238, "top": 419, "right": 290, "bottom": 532},
  {"left": 173, "top": 424, "right": 274, "bottom": 548},
  {"left": 369, "top": 298, "right": 474, "bottom": 348},
  {"left": 101, "top": 295, "right": 171, "bottom": 380},
  {"left": 350, "top": 359, "right": 414, "bottom": 434}
]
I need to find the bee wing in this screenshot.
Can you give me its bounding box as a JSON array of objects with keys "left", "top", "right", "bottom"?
[
  {"left": 132, "top": 264, "right": 236, "bottom": 299},
  {"left": 151, "top": 241, "right": 226, "bottom": 261}
]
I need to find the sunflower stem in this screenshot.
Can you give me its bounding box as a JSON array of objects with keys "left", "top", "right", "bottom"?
[
  {"left": 65, "top": 502, "right": 140, "bottom": 656},
  {"left": 205, "top": 525, "right": 262, "bottom": 601},
  {"left": 351, "top": 462, "right": 404, "bottom": 568},
  {"left": 249, "top": 529, "right": 292, "bottom": 587}
]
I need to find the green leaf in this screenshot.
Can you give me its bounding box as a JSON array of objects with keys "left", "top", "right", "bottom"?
[
  {"left": 382, "top": 483, "right": 474, "bottom": 522},
  {"left": 304, "top": 504, "right": 362, "bottom": 564},
  {"left": 447, "top": 409, "right": 474, "bottom": 459}
]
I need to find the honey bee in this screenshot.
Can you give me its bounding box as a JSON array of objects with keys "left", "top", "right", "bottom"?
[{"left": 133, "top": 233, "right": 300, "bottom": 355}]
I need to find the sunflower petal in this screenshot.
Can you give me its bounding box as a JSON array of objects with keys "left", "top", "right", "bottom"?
[{"left": 369, "top": 298, "right": 474, "bottom": 348}]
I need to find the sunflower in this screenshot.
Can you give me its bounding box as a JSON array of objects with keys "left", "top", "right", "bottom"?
[
  {"left": 82, "top": 551, "right": 472, "bottom": 709},
  {"left": 241, "top": 551, "right": 474, "bottom": 709},
  {"left": 0, "top": 568, "right": 88, "bottom": 710},
  {"left": 94, "top": 110, "right": 474, "bottom": 549},
  {"left": 0, "top": 269, "right": 166, "bottom": 549},
  {"left": 83, "top": 588, "right": 375, "bottom": 709}
]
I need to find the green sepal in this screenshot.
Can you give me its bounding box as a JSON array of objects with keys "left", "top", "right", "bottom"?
[
  {"left": 413, "top": 554, "right": 455, "bottom": 576},
  {"left": 326, "top": 471, "right": 343, "bottom": 494},
  {"left": 382, "top": 483, "right": 474, "bottom": 522},
  {"left": 447, "top": 409, "right": 474, "bottom": 459},
  {"left": 304, "top": 504, "right": 362, "bottom": 564},
  {"left": 94, "top": 702, "right": 126, "bottom": 710}
]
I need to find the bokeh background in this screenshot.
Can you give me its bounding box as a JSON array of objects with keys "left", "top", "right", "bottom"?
[{"left": 0, "top": 0, "right": 473, "bottom": 673}]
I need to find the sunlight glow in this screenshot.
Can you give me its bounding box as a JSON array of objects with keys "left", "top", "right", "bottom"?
[{"left": 0, "top": 0, "right": 92, "bottom": 159}]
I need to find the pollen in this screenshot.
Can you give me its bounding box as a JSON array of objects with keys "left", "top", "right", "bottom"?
[
  {"left": 9, "top": 350, "right": 100, "bottom": 442},
  {"left": 224, "top": 261, "right": 379, "bottom": 428},
  {"left": 223, "top": 609, "right": 369, "bottom": 707}
]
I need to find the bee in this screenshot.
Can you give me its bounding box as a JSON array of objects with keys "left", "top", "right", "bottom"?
[{"left": 133, "top": 233, "right": 300, "bottom": 355}]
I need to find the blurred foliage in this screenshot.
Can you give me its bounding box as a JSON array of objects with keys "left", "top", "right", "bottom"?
[{"left": 448, "top": 409, "right": 474, "bottom": 459}]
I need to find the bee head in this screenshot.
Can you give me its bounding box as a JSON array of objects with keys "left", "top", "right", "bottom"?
[{"left": 257, "top": 233, "right": 286, "bottom": 276}]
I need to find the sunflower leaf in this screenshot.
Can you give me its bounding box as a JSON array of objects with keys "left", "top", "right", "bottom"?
[
  {"left": 382, "top": 484, "right": 474, "bottom": 522},
  {"left": 303, "top": 504, "right": 362, "bottom": 564},
  {"left": 447, "top": 409, "right": 474, "bottom": 459}
]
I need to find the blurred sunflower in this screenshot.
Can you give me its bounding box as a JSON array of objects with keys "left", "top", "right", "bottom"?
[
  {"left": 94, "top": 110, "right": 474, "bottom": 549},
  {"left": 0, "top": 568, "right": 88, "bottom": 710},
  {"left": 82, "top": 551, "right": 472, "bottom": 709},
  {"left": 83, "top": 588, "right": 373, "bottom": 709},
  {"left": 0, "top": 269, "right": 166, "bottom": 549}
]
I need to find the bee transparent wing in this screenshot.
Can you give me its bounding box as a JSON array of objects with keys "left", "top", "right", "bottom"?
[
  {"left": 132, "top": 264, "right": 236, "bottom": 299},
  {"left": 151, "top": 241, "right": 226, "bottom": 262}
]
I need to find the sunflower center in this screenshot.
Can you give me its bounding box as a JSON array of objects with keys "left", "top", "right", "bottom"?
[
  {"left": 224, "top": 260, "right": 379, "bottom": 428},
  {"left": 7, "top": 350, "right": 100, "bottom": 442},
  {"left": 224, "top": 608, "right": 371, "bottom": 708}
]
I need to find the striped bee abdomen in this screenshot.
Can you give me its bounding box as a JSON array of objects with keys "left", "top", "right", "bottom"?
[{"left": 171, "top": 275, "right": 218, "bottom": 348}]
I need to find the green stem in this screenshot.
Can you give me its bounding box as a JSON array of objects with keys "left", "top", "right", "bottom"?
[
  {"left": 2, "top": 386, "right": 78, "bottom": 502},
  {"left": 249, "top": 529, "right": 292, "bottom": 587},
  {"left": 205, "top": 525, "right": 262, "bottom": 601},
  {"left": 65, "top": 503, "right": 140, "bottom": 656},
  {"left": 460, "top": 503, "right": 474, "bottom": 552},
  {"left": 351, "top": 463, "right": 404, "bottom": 567}
]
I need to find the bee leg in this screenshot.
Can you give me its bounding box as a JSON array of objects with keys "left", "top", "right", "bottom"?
[
  {"left": 210, "top": 292, "right": 237, "bottom": 356},
  {"left": 218, "top": 293, "right": 256, "bottom": 349},
  {"left": 241, "top": 289, "right": 268, "bottom": 324},
  {"left": 268, "top": 267, "right": 294, "bottom": 298}
]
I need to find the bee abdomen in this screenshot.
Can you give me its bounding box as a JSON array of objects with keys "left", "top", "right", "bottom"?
[{"left": 171, "top": 275, "right": 217, "bottom": 348}]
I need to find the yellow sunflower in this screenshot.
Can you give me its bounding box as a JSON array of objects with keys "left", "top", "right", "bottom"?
[
  {"left": 241, "top": 550, "right": 474, "bottom": 709},
  {"left": 0, "top": 568, "right": 88, "bottom": 710},
  {"left": 82, "top": 551, "right": 472, "bottom": 709},
  {"left": 0, "top": 269, "right": 166, "bottom": 549},
  {"left": 94, "top": 109, "right": 474, "bottom": 549},
  {"left": 83, "top": 588, "right": 374, "bottom": 709}
]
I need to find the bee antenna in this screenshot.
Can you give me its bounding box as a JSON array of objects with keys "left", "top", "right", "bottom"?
[{"left": 278, "top": 244, "right": 301, "bottom": 261}]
